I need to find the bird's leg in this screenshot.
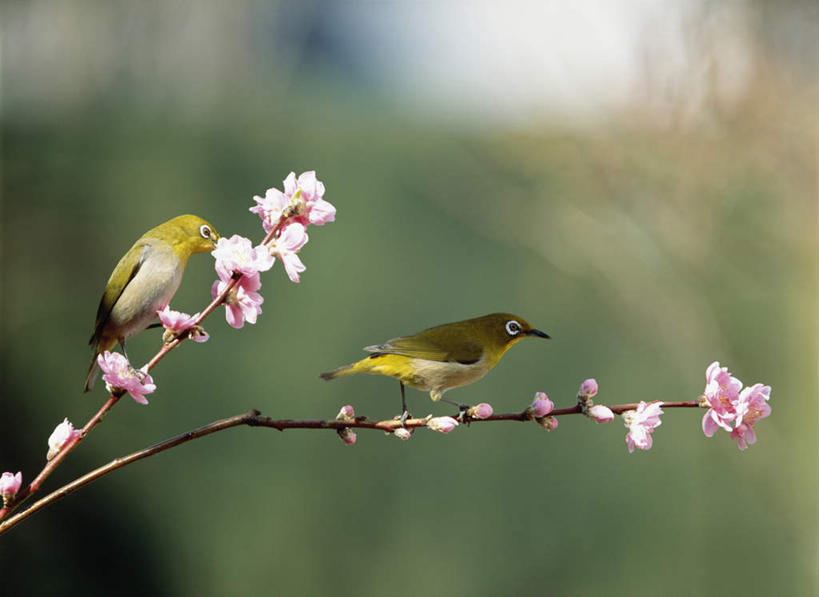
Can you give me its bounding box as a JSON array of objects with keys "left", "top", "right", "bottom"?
[
  {"left": 119, "top": 339, "right": 146, "bottom": 381},
  {"left": 399, "top": 382, "right": 409, "bottom": 425},
  {"left": 146, "top": 322, "right": 163, "bottom": 330},
  {"left": 441, "top": 397, "right": 470, "bottom": 418},
  {"left": 118, "top": 338, "right": 130, "bottom": 363}
]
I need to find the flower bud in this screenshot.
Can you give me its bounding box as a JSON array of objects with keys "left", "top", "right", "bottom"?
[
  {"left": 427, "top": 416, "right": 459, "bottom": 434},
  {"left": 538, "top": 416, "right": 559, "bottom": 431},
  {"left": 335, "top": 405, "right": 355, "bottom": 422},
  {"left": 467, "top": 403, "right": 493, "bottom": 420},
  {"left": 337, "top": 428, "right": 357, "bottom": 445},
  {"left": 47, "top": 418, "right": 81, "bottom": 460},
  {"left": 530, "top": 392, "right": 554, "bottom": 417},
  {"left": 393, "top": 427, "right": 412, "bottom": 440},
  {"left": 587, "top": 404, "right": 614, "bottom": 423},
  {"left": 579, "top": 378, "right": 599, "bottom": 398},
  {"left": 0, "top": 471, "right": 22, "bottom": 504}
]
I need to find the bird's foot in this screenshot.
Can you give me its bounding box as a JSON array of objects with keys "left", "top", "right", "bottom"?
[
  {"left": 442, "top": 398, "right": 470, "bottom": 419},
  {"left": 399, "top": 410, "right": 411, "bottom": 426}
]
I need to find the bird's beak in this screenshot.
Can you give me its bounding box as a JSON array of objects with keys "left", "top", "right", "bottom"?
[{"left": 527, "top": 328, "right": 550, "bottom": 339}]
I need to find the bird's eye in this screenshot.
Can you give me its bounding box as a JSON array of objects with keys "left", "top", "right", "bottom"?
[
  {"left": 199, "top": 225, "right": 212, "bottom": 239},
  {"left": 505, "top": 320, "right": 522, "bottom": 336}
]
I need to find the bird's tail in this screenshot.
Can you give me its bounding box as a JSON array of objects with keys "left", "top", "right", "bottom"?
[
  {"left": 85, "top": 336, "right": 118, "bottom": 392},
  {"left": 84, "top": 354, "right": 100, "bottom": 392},
  {"left": 319, "top": 363, "right": 357, "bottom": 381}
]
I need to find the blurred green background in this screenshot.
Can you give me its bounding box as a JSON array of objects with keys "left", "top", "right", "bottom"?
[{"left": 1, "top": 2, "right": 817, "bottom": 595}]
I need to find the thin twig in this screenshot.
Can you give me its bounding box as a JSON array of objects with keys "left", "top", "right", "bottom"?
[
  {"left": 0, "top": 400, "right": 699, "bottom": 535},
  {"left": 0, "top": 394, "right": 122, "bottom": 519}
]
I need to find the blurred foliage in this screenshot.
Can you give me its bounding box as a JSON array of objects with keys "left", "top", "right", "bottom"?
[{"left": 1, "top": 3, "right": 817, "bottom": 596}]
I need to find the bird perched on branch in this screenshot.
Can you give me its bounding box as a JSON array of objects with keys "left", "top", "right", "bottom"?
[
  {"left": 84, "top": 214, "right": 220, "bottom": 391},
  {"left": 320, "top": 312, "right": 549, "bottom": 415}
]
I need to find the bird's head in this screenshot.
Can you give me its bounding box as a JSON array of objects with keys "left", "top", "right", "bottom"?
[
  {"left": 477, "top": 312, "right": 550, "bottom": 357},
  {"left": 159, "top": 214, "right": 220, "bottom": 256}
]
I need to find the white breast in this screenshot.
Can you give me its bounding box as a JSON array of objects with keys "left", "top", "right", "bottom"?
[
  {"left": 108, "top": 244, "right": 184, "bottom": 340},
  {"left": 409, "top": 354, "right": 491, "bottom": 400}
]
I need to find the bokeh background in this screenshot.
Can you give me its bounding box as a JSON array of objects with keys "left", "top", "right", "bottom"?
[{"left": 1, "top": 1, "right": 817, "bottom": 595}]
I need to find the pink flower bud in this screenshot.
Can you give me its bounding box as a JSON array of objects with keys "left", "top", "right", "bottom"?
[
  {"left": 393, "top": 427, "right": 412, "bottom": 440},
  {"left": 337, "top": 428, "right": 357, "bottom": 445},
  {"left": 47, "top": 418, "right": 81, "bottom": 460},
  {"left": 427, "top": 416, "right": 459, "bottom": 434},
  {"left": 336, "top": 405, "right": 355, "bottom": 421},
  {"left": 579, "top": 378, "right": 598, "bottom": 398},
  {"left": 588, "top": 404, "right": 614, "bottom": 423},
  {"left": 468, "top": 403, "right": 493, "bottom": 420},
  {"left": 538, "top": 416, "right": 559, "bottom": 431},
  {"left": 530, "top": 392, "right": 554, "bottom": 417},
  {"left": 0, "top": 471, "right": 22, "bottom": 502}
]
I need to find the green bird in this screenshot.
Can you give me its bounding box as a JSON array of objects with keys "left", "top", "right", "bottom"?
[
  {"left": 84, "top": 214, "right": 219, "bottom": 391},
  {"left": 320, "top": 313, "right": 549, "bottom": 413}
]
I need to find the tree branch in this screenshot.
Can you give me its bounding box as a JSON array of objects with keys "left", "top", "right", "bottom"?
[{"left": 0, "top": 399, "right": 699, "bottom": 535}]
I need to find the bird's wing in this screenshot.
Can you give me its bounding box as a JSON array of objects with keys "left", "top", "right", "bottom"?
[
  {"left": 364, "top": 332, "right": 484, "bottom": 364},
  {"left": 89, "top": 242, "right": 148, "bottom": 345}
]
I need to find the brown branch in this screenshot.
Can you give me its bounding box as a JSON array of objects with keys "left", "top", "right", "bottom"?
[
  {"left": 0, "top": 399, "right": 699, "bottom": 535},
  {"left": 0, "top": 410, "right": 261, "bottom": 535}
]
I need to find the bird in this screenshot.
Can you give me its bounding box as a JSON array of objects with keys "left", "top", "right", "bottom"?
[
  {"left": 320, "top": 312, "right": 549, "bottom": 415},
  {"left": 84, "top": 214, "right": 220, "bottom": 391}
]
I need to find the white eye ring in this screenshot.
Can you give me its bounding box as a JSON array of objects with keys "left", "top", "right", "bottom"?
[
  {"left": 199, "top": 224, "right": 212, "bottom": 239},
  {"left": 505, "top": 320, "right": 522, "bottom": 336}
]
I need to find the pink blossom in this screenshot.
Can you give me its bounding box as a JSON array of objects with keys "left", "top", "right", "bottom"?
[
  {"left": 250, "top": 187, "right": 290, "bottom": 233},
  {"left": 731, "top": 383, "right": 771, "bottom": 450},
  {"left": 530, "top": 392, "right": 554, "bottom": 417},
  {"left": 393, "top": 427, "right": 412, "bottom": 440},
  {"left": 338, "top": 428, "right": 357, "bottom": 445},
  {"left": 305, "top": 196, "right": 336, "bottom": 226},
  {"left": 0, "top": 472, "right": 22, "bottom": 502},
  {"left": 212, "top": 273, "right": 264, "bottom": 329},
  {"left": 700, "top": 362, "right": 772, "bottom": 450},
  {"left": 97, "top": 351, "right": 156, "bottom": 405},
  {"left": 157, "top": 306, "right": 209, "bottom": 343},
  {"left": 579, "top": 378, "right": 598, "bottom": 398},
  {"left": 212, "top": 234, "right": 274, "bottom": 282},
  {"left": 730, "top": 423, "right": 756, "bottom": 451},
  {"left": 587, "top": 404, "right": 614, "bottom": 423},
  {"left": 336, "top": 405, "right": 355, "bottom": 422},
  {"left": 701, "top": 361, "right": 742, "bottom": 436},
  {"left": 468, "top": 402, "right": 494, "bottom": 419},
  {"left": 624, "top": 401, "right": 664, "bottom": 453},
  {"left": 251, "top": 171, "right": 336, "bottom": 233},
  {"left": 427, "top": 416, "right": 459, "bottom": 433},
  {"left": 735, "top": 383, "right": 772, "bottom": 428},
  {"left": 269, "top": 222, "right": 308, "bottom": 283},
  {"left": 157, "top": 305, "right": 197, "bottom": 332},
  {"left": 47, "top": 418, "right": 82, "bottom": 460},
  {"left": 283, "top": 171, "right": 336, "bottom": 226}
]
